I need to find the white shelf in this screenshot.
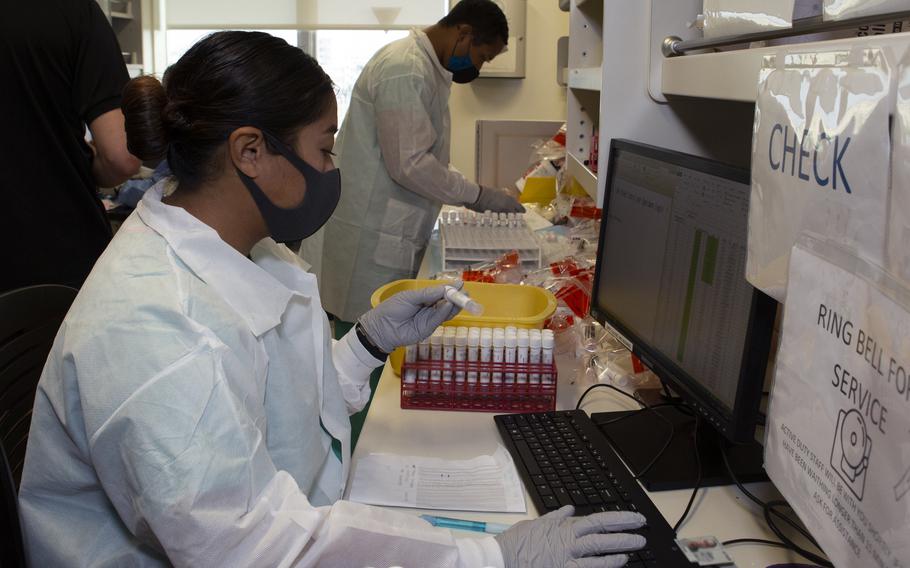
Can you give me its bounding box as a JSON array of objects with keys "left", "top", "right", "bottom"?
[
  {"left": 110, "top": 10, "right": 134, "bottom": 19},
  {"left": 661, "top": 31, "right": 910, "bottom": 102},
  {"left": 567, "top": 67, "right": 602, "bottom": 91},
  {"left": 566, "top": 153, "right": 597, "bottom": 199}
]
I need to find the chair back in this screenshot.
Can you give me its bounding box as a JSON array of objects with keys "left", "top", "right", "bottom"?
[{"left": 0, "top": 284, "right": 77, "bottom": 568}]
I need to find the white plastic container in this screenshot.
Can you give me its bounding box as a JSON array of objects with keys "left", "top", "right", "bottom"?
[{"left": 430, "top": 328, "right": 444, "bottom": 382}]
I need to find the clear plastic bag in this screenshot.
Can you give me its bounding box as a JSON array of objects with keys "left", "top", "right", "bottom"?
[{"left": 702, "top": 0, "right": 796, "bottom": 38}]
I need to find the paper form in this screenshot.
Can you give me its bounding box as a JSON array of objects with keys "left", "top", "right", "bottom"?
[{"left": 348, "top": 446, "right": 526, "bottom": 513}]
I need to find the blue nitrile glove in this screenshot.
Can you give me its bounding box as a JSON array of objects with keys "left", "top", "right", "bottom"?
[
  {"left": 358, "top": 281, "right": 463, "bottom": 354},
  {"left": 495, "top": 506, "right": 647, "bottom": 568}
]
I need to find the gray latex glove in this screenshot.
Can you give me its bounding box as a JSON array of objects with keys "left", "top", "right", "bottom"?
[
  {"left": 496, "top": 506, "right": 647, "bottom": 568},
  {"left": 466, "top": 186, "right": 526, "bottom": 213},
  {"left": 358, "top": 282, "right": 463, "bottom": 354}
]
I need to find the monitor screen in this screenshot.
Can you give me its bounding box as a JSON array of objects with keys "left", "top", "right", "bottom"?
[{"left": 591, "top": 140, "right": 775, "bottom": 442}]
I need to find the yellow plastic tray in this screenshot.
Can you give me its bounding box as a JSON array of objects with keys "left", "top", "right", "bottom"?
[{"left": 370, "top": 279, "right": 558, "bottom": 375}]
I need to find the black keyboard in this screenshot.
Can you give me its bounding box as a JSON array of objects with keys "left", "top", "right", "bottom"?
[{"left": 495, "top": 410, "right": 690, "bottom": 567}]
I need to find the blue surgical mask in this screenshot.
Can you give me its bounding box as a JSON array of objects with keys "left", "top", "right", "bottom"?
[
  {"left": 446, "top": 37, "right": 479, "bottom": 84},
  {"left": 236, "top": 129, "right": 341, "bottom": 244}
]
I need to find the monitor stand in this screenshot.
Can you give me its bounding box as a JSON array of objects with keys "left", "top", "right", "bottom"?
[{"left": 591, "top": 405, "right": 766, "bottom": 492}]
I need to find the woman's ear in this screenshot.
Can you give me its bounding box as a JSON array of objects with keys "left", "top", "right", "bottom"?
[{"left": 228, "top": 127, "right": 266, "bottom": 178}]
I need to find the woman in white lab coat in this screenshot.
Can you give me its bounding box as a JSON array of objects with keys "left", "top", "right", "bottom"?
[{"left": 18, "top": 31, "right": 646, "bottom": 568}]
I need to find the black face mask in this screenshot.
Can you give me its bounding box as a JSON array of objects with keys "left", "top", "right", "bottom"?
[{"left": 236, "top": 130, "right": 341, "bottom": 244}]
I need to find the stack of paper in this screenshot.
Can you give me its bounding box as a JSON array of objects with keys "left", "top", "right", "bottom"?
[{"left": 348, "top": 446, "right": 526, "bottom": 513}]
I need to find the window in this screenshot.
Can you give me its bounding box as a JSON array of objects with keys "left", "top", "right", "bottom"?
[
  {"left": 311, "top": 30, "right": 409, "bottom": 121},
  {"left": 164, "top": 29, "right": 408, "bottom": 128}
]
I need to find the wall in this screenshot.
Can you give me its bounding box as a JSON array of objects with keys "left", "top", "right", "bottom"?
[{"left": 448, "top": 1, "right": 569, "bottom": 182}]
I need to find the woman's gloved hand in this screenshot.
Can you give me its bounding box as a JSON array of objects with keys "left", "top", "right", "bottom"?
[
  {"left": 357, "top": 281, "right": 463, "bottom": 354},
  {"left": 495, "top": 506, "right": 647, "bottom": 568},
  {"left": 466, "top": 186, "right": 526, "bottom": 213}
]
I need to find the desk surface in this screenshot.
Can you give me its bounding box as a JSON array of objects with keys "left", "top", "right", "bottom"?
[{"left": 350, "top": 355, "right": 810, "bottom": 568}]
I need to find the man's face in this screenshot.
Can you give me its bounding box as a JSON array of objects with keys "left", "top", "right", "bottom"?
[{"left": 468, "top": 37, "right": 507, "bottom": 72}]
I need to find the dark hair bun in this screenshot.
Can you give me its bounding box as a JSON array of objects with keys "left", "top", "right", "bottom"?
[{"left": 122, "top": 75, "right": 169, "bottom": 161}]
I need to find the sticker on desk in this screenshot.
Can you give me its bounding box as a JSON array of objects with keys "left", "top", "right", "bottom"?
[{"left": 674, "top": 536, "right": 735, "bottom": 566}]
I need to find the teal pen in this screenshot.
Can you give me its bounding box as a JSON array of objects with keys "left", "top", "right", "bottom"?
[{"left": 420, "top": 514, "right": 510, "bottom": 534}]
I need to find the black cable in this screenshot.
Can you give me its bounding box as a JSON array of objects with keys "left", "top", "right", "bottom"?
[
  {"left": 763, "top": 500, "right": 833, "bottom": 567},
  {"left": 718, "top": 440, "right": 818, "bottom": 545},
  {"left": 576, "top": 382, "right": 641, "bottom": 410},
  {"left": 575, "top": 383, "right": 676, "bottom": 479},
  {"left": 672, "top": 415, "right": 702, "bottom": 534},
  {"left": 718, "top": 439, "right": 833, "bottom": 567},
  {"left": 592, "top": 402, "right": 680, "bottom": 426}
]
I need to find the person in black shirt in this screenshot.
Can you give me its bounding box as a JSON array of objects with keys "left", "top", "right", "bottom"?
[{"left": 0, "top": 0, "right": 140, "bottom": 292}]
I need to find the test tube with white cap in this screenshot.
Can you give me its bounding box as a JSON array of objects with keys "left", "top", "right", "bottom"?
[
  {"left": 454, "top": 327, "right": 468, "bottom": 383},
  {"left": 492, "top": 329, "right": 505, "bottom": 384},
  {"left": 442, "top": 327, "right": 456, "bottom": 382},
  {"left": 516, "top": 329, "right": 529, "bottom": 384},
  {"left": 404, "top": 344, "right": 418, "bottom": 386},
  {"left": 444, "top": 286, "right": 484, "bottom": 316},
  {"left": 529, "top": 330, "right": 542, "bottom": 384},
  {"left": 504, "top": 329, "right": 517, "bottom": 383},
  {"left": 417, "top": 337, "right": 430, "bottom": 382},
  {"left": 467, "top": 328, "right": 480, "bottom": 384},
  {"left": 479, "top": 328, "right": 492, "bottom": 384},
  {"left": 429, "top": 328, "right": 444, "bottom": 382},
  {"left": 542, "top": 330, "right": 555, "bottom": 384}
]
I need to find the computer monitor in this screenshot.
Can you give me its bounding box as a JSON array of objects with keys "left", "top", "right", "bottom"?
[{"left": 589, "top": 140, "right": 777, "bottom": 489}]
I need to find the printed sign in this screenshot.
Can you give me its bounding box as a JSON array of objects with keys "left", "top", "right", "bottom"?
[
  {"left": 765, "top": 238, "right": 910, "bottom": 567},
  {"left": 748, "top": 49, "right": 891, "bottom": 301}
]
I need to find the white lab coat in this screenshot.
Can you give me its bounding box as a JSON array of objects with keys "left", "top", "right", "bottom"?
[
  {"left": 18, "top": 181, "right": 503, "bottom": 567},
  {"left": 300, "top": 29, "right": 482, "bottom": 322}
]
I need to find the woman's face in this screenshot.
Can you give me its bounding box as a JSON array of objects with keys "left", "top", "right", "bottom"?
[{"left": 263, "top": 95, "right": 338, "bottom": 209}]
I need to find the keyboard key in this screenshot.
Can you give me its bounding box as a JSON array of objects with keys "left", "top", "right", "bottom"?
[
  {"left": 599, "top": 488, "right": 617, "bottom": 502},
  {"left": 568, "top": 489, "right": 588, "bottom": 506},
  {"left": 536, "top": 484, "right": 553, "bottom": 496},
  {"left": 514, "top": 441, "right": 541, "bottom": 475},
  {"left": 554, "top": 487, "right": 573, "bottom": 507},
  {"left": 542, "top": 495, "right": 560, "bottom": 509},
  {"left": 531, "top": 474, "right": 547, "bottom": 485}
]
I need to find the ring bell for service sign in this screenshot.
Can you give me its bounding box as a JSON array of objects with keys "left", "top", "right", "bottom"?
[{"left": 765, "top": 238, "right": 910, "bottom": 567}]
